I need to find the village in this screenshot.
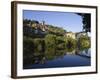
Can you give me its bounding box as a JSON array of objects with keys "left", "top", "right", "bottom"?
[
  {"left": 23, "top": 11, "right": 91, "bottom": 69},
  {"left": 23, "top": 19, "right": 89, "bottom": 40}
]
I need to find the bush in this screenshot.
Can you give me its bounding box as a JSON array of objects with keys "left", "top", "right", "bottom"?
[
  {"left": 45, "top": 34, "right": 56, "bottom": 48},
  {"left": 33, "top": 38, "right": 45, "bottom": 53},
  {"left": 23, "top": 36, "right": 34, "bottom": 55},
  {"left": 78, "top": 35, "right": 90, "bottom": 50},
  {"left": 23, "top": 36, "right": 34, "bottom": 64}
]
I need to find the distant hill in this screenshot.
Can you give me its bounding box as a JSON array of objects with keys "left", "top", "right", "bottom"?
[{"left": 23, "top": 19, "right": 66, "bottom": 38}]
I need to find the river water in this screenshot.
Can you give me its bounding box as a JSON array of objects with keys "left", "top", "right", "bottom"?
[{"left": 23, "top": 48, "right": 91, "bottom": 69}]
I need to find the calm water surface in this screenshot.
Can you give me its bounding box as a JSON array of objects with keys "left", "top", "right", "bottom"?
[{"left": 23, "top": 49, "right": 91, "bottom": 69}]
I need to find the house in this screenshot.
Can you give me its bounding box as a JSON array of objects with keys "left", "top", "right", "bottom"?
[
  {"left": 76, "top": 32, "right": 87, "bottom": 39},
  {"left": 64, "top": 32, "right": 76, "bottom": 39},
  {"left": 64, "top": 31, "right": 88, "bottom": 40},
  {"left": 31, "top": 21, "right": 48, "bottom": 32}
]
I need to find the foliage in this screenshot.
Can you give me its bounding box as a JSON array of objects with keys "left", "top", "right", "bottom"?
[
  {"left": 23, "top": 18, "right": 91, "bottom": 66},
  {"left": 23, "top": 36, "right": 34, "bottom": 55},
  {"left": 78, "top": 35, "right": 90, "bottom": 50},
  {"left": 56, "top": 36, "right": 66, "bottom": 49},
  {"left": 45, "top": 49, "right": 56, "bottom": 60},
  {"left": 76, "top": 13, "right": 91, "bottom": 32},
  {"left": 47, "top": 25, "right": 66, "bottom": 35},
  {"left": 65, "top": 37, "right": 76, "bottom": 52},
  {"left": 33, "top": 38, "right": 44, "bottom": 52},
  {"left": 23, "top": 19, "right": 67, "bottom": 39},
  {"left": 45, "top": 34, "right": 56, "bottom": 48},
  {"left": 23, "top": 19, "right": 39, "bottom": 25},
  {"left": 23, "top": 36, "right": 35, "bottom": 64},
  {"left": 45, "top": 34, "right": 67, "bottom": 50}
]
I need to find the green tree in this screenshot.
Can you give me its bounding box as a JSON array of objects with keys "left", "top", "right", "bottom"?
[
  {"left": 79, "top": 35, "right": 90, "bottom": 50},
  {"left": 33, "top": 38, "right": 45, "bottom": 54},
  {"left": 65, "top": 37, "right": 76, "bottom": 52},
  {"left": 76, "top": 13, "right": 91, "bottom": 32},
  {"left": 56, "top": 36, "right": 66, "bottom": 49},
  {"left": 47, "top": 25, "right": 66, "bottom": 35},
  {"left": 45, "top": 34, "right": 56, "bottom": 48},
  {"left": 23, "top": 36, "right": 34, "bottom": 64}
]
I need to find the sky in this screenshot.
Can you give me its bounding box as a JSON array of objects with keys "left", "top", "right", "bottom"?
[{"left": 23, "top": 10, "right": 83, "bottom": 33}]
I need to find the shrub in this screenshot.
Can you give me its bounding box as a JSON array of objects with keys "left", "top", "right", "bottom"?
[
  {"left": 33, "top": 38, "right": 45, "bottom": 53},
  {"left": 78, "top": 35, "right": 90, "bottom": 50},
  {"left": 45, "top": 34, "right": 56, "bottom": 48}
]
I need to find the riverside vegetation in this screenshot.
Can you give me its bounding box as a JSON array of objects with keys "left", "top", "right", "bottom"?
[{"left": 23, "top": 19, "right": 90, "bottom": 67}]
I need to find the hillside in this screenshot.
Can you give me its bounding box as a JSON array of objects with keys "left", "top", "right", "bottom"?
[{"left": 23, "top": 19, "right": 66, "bottom": 38}]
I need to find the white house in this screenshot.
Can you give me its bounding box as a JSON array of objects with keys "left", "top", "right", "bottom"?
[{"left": 64, "top": 32, "right": 76, "bottom": 39}]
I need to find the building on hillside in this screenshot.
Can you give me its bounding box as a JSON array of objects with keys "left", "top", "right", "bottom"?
[
  {"left": 76, "top": 31, "right": 87, "bottom": 39},
  {"left": 31, "top": 21, "right": 48, "bottom": 32},
  {"left": 23, "top": 22, "right": 31, "bottom": 27},
  {"left": 64, "top": 31, "right": 88, "bottom": 40},
  {"left": 23, "top": 20, "right": 49, "bottom": 36},
  {"left": 64, "top": 32, "right": 76, "bottom": 39}
]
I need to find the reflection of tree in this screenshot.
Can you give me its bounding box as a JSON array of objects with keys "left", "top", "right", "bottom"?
[
  {"left": 76, "top": 13, "right": 91, "bottom": 32},
  {"left": 85, "top": 49, "right": 88, "bottom": 54},
  {"left": 66, "top": 37, "right": 76, "bottom": 52},
  {"left": 23, "top": 34, "right": 91, "bottom": 66},
  {"left": 45, "top": 49, "right": 56, "bottom": 60}
]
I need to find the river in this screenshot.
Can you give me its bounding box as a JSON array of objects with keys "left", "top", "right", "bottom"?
[{"left": 23, "top": 48, "right": 91, "bottom": 69}]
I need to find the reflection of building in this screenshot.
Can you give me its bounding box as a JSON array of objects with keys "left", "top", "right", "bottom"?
[
  {"left": 66, "top": 50, "right": 76, "bottom": 55},
  {"left": 64, "top": 32, "right": 76, "bottom": 39}
]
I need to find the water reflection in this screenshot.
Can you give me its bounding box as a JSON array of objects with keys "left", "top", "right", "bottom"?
[{"left": 23, "top": 47, "right": 91, "bottom": 69}]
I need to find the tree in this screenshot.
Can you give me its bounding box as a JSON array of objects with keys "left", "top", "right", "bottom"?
[
  {"left": 78, "top": 35, "right": 90, "bottom": 50},
  {"left": 65, "top": 37, "right": 76, "bottom": 52},
  {"left": 23, "top": 19, "right": 39, "bottom": 26},
  {"left": 76, "top": 13, "right": 91, "bottom": 32},
  {"left": 47, "top": 25, "right": 66, "bottom": 35},
  {"left": 56, "top": 36, "right": 66, "bottom": 49},
  {"left": 45, "top": 34, "right": 56, "bottom": 48}
]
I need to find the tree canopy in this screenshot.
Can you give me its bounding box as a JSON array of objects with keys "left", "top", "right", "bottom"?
[{"left": 76, "top": 13, "right": 91, "bottom": 32}]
